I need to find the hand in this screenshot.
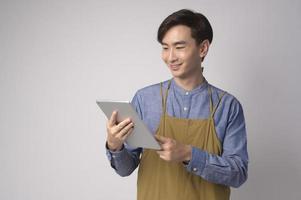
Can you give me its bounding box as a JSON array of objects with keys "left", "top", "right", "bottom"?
[
  {"left": 106, "top": 111, "right": 134, "bottom": 151},
  {"left": 155, "top": 135, "right": 192, "bottom": 163}
]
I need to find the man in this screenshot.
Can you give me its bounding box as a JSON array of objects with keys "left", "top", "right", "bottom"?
[{"left": 105, "top": 9, "right": 248, "bottom": 200}]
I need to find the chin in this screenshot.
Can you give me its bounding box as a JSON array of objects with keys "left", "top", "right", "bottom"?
[{"left": 170, "top": 71, "right": 186, "bottom": 79}]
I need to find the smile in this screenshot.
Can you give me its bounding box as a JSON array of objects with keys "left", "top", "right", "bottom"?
[{"left": 169, "top": 64, "right": 182, "bottom": 70}]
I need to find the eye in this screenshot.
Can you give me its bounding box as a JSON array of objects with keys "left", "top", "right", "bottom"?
[
  {"left": 176, "top": 46, "right": 185, "bottom": 49},
  {"left": 162, "top": 46, "right": 169, "bottom": 51}
]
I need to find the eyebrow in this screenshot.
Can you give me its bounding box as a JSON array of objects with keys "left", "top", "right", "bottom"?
[{"left": 162, "top": 41, "right": 187, "bottom": 46}]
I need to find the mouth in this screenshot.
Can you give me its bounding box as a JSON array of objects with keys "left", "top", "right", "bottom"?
[{"left": 169, "top": 63, "right": 182, "bottom": 70}]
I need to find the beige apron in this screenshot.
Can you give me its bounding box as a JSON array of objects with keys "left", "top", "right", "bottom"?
[{"left": 137, "top": 80, "right": 230, "bottom": 200}]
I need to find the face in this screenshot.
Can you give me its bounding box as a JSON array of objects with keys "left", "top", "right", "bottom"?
[{"left": 161, "top": 25, "right": 208, "bottom": 80}]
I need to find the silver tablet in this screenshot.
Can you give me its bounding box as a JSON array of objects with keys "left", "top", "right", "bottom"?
[{"left": 96, "top": 100, "right": 161, "bottom": 150}]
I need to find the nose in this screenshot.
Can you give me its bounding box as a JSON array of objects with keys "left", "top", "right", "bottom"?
[{"left": 168, "top": 48, "right": 178, "bottom": 63}]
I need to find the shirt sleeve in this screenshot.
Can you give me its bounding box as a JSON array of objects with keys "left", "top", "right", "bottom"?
[
  {"left": 184, "top": 98, "right": 249, "bottom": 188},
  {"left": 105, "top": 92, "right": 143, "bottom": 177}
]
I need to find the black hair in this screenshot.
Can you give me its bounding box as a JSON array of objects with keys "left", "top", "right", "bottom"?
[{"left": 157, "top": 9, "right": 213, "bottom": 45}]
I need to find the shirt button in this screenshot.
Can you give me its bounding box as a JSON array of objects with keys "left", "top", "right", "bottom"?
[
  {"left": 183, "top": 107, "right": 188, "bottom": 111},
  {"left": 185, "top": 92, "right": 189, "bottom": 95},
  {"left": 193, "top": 168, "right": 198, "bottom": 172}
]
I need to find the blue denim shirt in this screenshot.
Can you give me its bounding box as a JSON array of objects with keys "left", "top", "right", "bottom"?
[{"left": 106, "top": 78, "right": 248, "bottom": 188}]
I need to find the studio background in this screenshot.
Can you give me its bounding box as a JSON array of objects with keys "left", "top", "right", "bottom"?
[{"left": 1, "top": 0, "right": 300, "bottom": 199}]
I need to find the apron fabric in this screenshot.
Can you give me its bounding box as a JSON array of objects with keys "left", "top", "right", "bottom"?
[{"left": 137, "top": 80, "right": 230, "bottom": 200}]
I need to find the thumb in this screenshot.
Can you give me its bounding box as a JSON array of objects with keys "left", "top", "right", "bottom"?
[
  {"left": 155, "top": 135, "right": 169, "bottom": 144},
  {"left": 109, "top": 110, "right": 117, "bottom": 126}
]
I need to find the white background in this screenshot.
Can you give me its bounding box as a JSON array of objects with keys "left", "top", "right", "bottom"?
[{"left": 1, "top": 0, "right": 300, "bottom": 199}]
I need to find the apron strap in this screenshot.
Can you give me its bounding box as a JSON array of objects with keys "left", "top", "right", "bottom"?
[
  {"left": 160, "top": 80, "right": 172, "bottom": 114},
  {"left": 208, "top": 86, "right": 214, "bottom": 114},
  {"left": 160, "top": 80, "right": 172, "bottom": 136},
  {"left": 160, "top": 82, "right": 164, "bottom": 111},
  {"left": 210, "top": 91, "right": 226, "bottom": 118}
]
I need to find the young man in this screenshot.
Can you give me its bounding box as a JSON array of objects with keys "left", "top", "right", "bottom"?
[{"left": 105, "top": 9, "right": 248, "bottom": 200}]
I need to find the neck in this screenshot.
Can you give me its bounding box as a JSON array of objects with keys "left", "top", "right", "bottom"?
[{"left": 173, "top": 71, "right": 205, "bottom": 91}]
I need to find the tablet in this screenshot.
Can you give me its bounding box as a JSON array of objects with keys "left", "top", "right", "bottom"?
[{"left": 96, "top": 100, "right": 161, "bottom": 150}]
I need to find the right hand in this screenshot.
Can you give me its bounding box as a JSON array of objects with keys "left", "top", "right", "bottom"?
[{"left": 106, "top": 111, "right": 134, "bottom": 151}]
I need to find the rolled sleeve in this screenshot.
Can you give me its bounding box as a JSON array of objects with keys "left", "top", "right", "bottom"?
[
  {"left": 184, "top": 98, "right": 248, "bottom": 188},
  {"left": 105, "top": 142, "right": 142, "bottom": 176},
  {"left": 185, "top": 147, "right": 207, "bottom": 176}
]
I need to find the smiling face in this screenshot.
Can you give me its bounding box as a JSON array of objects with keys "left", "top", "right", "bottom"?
[{"left": 161, "top": 25, "right": 208, "bottom": 80}]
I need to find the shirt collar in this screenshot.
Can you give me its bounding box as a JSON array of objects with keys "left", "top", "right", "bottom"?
[{"left": 170, "top": 77, "right": 208, "bottom": 96}]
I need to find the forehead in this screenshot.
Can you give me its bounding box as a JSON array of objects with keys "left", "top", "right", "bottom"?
[{"left": 162, "top": 25, "right": 194, "bottom": 45}]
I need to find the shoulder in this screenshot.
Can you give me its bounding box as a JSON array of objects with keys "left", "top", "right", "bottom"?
[
  {"left": 208, "top": 83, "right": 244, "bottom": 117},
  {"left": 209, "top": 83, "right": 242, "bottom": 105},
  {"left": 133, "top": 79, "right": 170, "bottom": 100},
  {"left": 131, "top": 80, "right": 169, "bottom": 119},
  {"left": 130, "top": 79, "right": 169, "bottom": 109}
]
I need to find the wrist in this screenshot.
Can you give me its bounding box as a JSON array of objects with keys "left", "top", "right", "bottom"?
[
  {"left": 107, "top": 141, "right": 123, "bottom": 152},
  {"left": 183, "top": 145, "right": 192, "bottom": 162}
]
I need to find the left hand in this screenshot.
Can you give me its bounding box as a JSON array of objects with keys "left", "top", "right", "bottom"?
[{"left": 155, "top": 135, "right": 192, "bottom": 163}]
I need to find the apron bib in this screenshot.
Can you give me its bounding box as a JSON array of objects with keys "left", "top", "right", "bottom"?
[{"left": 137, "top": 80, "right": 230, "bottom": 200}]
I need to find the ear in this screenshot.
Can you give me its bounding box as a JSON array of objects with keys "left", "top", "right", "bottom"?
[{"left": 199, "top": 39, "right": 210, "bottom": 60}]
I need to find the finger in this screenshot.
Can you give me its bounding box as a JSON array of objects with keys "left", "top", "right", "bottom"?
[
  {"left": 116, "top": 122, "right": 134, "bottom": 138},
  {"left": 161, "top": 142, "right": 173, "bottom": 151},
  {"left": 115, "top": 118, "right": 132, "bottom": 132},
  {"left": 121, "top": 127, "right": 134, "bottom": 140},
  {"left": 156, "top": 151, "right": 167, "bottom": 160},
  {"left": 156, "top": 150, "right": 163, "bottom": 157},
  {"left": 119, "top": 122, "right": 134, "bottom": 137},
  {"left": 108, "top": 110, "right": 118, "bottom": 126},
  {"left": 155, "top": 135, "right": 170, "bottom": 144},
  {"left": 156, "top": 150, "right": 164, "bottom": 155}
]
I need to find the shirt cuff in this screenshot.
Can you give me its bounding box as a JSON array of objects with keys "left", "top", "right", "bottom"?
[
  {"left": 105, "top": 142, "right": 126, "bottom": 160},
  {"left": 184, "top": 147, "right": 207, "bottom": 176}
]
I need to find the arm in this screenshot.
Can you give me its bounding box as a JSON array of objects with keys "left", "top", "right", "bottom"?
[
  {"left": 156, "top": 98, "right": 248, "bottom": 187},
  {"left": 105, "top": 143, "right": 142, "bottom": 177},
  {"left": 105, "top": 92, "right": 143, "bottom": 176},
  {"left": 185, "top": 99, "right": 248, "bottom": 188}
]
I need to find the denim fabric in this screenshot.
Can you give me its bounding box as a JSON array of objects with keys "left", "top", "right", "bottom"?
[{"left": 106, "top": 78, "right": 248, "bottom": 187}]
